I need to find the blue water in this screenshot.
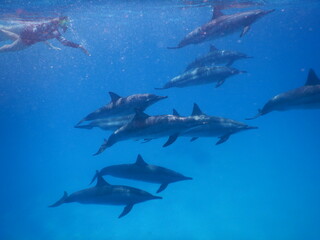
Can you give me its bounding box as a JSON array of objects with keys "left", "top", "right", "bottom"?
[{"left": 1, "top": 1, "right": 320, "bottom": 239}]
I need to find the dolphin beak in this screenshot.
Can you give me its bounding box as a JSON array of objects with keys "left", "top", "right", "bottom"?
[
  {"left": 246, "top": 126, "right": 259, "bottom": 130},
  {"left": 265, "top": 9, "right": 275, "bottom": 15},
  {"left": 155, "top": 95, "right": 168, "bottom": 102},
  {"left": 152, "top": 196, "right": 163, "bottom": 200},
  {"left": 159, "top": 96, "right": 168, "bottom": 100}
]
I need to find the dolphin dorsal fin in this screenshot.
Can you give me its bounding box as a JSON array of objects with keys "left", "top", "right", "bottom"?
[
  {"left": 210, "top": 45, "right": 218, "bottom": 52},
  {"left": 305, "top": 69, "right": 320, "bottom": 86},
  {"left": 109, "top": 92, "right": 121, "bottom": 102},
  {"left": 95, "top": 170, "right": 110, "bottom": 187},
  {"left": 172, "top": 109, "right": 180, "bottom": 116},
  {"left": 135, "top": 154, "right": 148, "bottom": 166},
  {"left": 212, "top": 7, "right": 224, "bottom": 20},
  {"left": 133, "top": 109, "right": 150, "bottom": 121},
  {"left": 192, "top": 103, "right": 205, "bottom": 116}
]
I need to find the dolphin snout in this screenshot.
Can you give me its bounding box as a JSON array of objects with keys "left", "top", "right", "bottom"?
[
  {"left": 158, "top": 95, "right": 168, "bottom": 100},
  {"left": 265, "top": 9, "right": 275, "bottom": 15},
  {"left": 150, "top": 95, "right": 168, "bottom": 103},
  {"left": 184, "top": 176, "right": 193, "bottom": 181},
  {"left": 233, "top": 69, "right": 247, "bottom": 75},
  {"left": 152, "top": 196, "right": 163, "bottom": 200},
  {"left": 246, "top": 126, "right": 258, "bottom": 130}
]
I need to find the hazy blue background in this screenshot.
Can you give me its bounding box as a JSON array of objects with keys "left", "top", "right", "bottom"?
[{"left": 0, "top": 1, "right": 320, "bottom": 239}]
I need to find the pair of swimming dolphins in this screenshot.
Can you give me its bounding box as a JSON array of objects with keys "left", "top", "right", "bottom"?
[{"left": 50, "top": 155, "right": 192, "bottom": 218}]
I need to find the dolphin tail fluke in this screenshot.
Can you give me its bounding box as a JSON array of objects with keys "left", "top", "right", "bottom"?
[
  {"left": 119, "top": 204, "right": 134, "bottom": 218},
  {"left": 49, "top": 191, "right": 68, "bottom": 207},
  {"left": 157, "top": 183, "right": 169, "bottom": 193}
]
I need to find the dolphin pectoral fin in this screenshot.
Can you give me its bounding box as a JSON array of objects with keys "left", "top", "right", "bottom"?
[
  {"left": 216, "top": 134, "right": 230, "bottom": 145},
  {"left": 157, "top": 183, "right": 169, "bottom": 193},
  {"left": 119, "top": 204, "right": 134, "bottom": 218},
  {"left": 163, "top": 133, "right": 179, "bottom": 147},
  {"left": 49, "top": 191, "right": 68, "bottom": 207},
  {"left": 190, "top": 137, "right": 199, "bottom": 142},
  {"left": 240, "top": 26, "right": 250, "bottom": 37},
  {"left": 141, "top": 139, "right": 152, "bottom": 143},
  {"left": 215, "top": 79, "right": 226, "bottom": 88}
]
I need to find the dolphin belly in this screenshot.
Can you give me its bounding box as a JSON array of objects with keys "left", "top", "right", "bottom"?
[
  {"left": 122, "top": 123, "right": 187, "bottom": 141},
  {"left": 183, "top": 124, "right": 229, "bottom": 137},
  {"left": 288, "top": 94, "right": 320, "bottom": 109},
  {"left": 110, "top": 171, "right": 167, "bottom": 184},
  {"left": 270, "top": 90, "right": 320, "bottom": 112},
  {"left": 126, "top": 129, "right": 175, "bottom": 142},
  {"left": 169, "top": 72, "right": 223, "bottom": 88},
  {"left": 69, "top": 187, "right": 152, "bottom": 206}
]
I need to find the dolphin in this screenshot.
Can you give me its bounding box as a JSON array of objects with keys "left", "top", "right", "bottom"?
[
  {"left": 75, "top": 92, "right": 167, "bottom": 126},
  {"left": 74, "top": 115, "right": 134, "bottom": 131},
  {"left": 185, "top": 45, "right": 252, "bottom": 71},
  {"left": 247, "top": 69, "right": 320, "bottom": 120},
  {"left": 49, "top": 171, "right": 162, "bottom": 218},
  {"left": 184, "top": 0, "right": 265, "bottom": 10},
  {"left": 168, "top": 8, "right": 274, "bottom": 49},
  {"left": 155, "top": 66, "right": 246, "bottom": 89},
  {"left": 93, "top": 109, "right": 208, "bottom": 155},
  {"left": 212, "top": 1, "right": 266, "bottom": 11},
  {"left": 90, "top": 154, "right": 192, "bottom": 193},
  {"left": 178, "top": 104, "right": 258, "bottom": 144}
]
